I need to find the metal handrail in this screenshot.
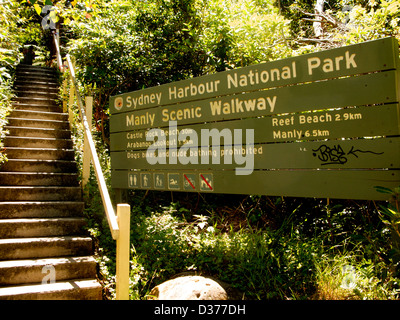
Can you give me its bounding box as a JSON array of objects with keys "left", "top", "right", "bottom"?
[
  {"left": 53, "top": 30, "right": 63, "bottom": 72},
  {"left": 53, "top": 32, "right": 119, "bottom": 240}
]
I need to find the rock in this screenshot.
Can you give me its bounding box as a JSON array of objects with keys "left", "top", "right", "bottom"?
[{"left": 149, "top": 275, "right": 230, "bottom": 300}]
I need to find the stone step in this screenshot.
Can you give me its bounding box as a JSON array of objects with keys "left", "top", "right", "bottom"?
[
  {"left": 15, "top": 90, "right": 58, "bottom": 99},
  {"left": 0, "top": 201, "right": 85, "bottom": 219},
  {"left": 0, "top": 159, "right": 77, "bottom": 173},
  {"left": 0, "top": 186, "right": 82, "bottom": 201},
  {"left": 16, "top": 65, "right": 56, "bottom": 74},
  {"left": 4, "top": 126, "right": 71, "bottom": 139},
  {"left": 0, "top": 172, "right": 79, "bottom": 186},
  {"left": 2, "top": 147, "right": 75, "bottom": 161},
  {"left": 0, "top": 278, "right": 102, "bottom": 300},
  {"left": 0, "top": 256, "right": 97, "bottom": 286},
  {"left": 15, "top": 72, "right": 57, "bottom": 81},
  {"left": 14, "top": 97, "right": 58, "bottom": 107},
  {"left": 6, "top": 118, "right": 69, "bottom": 130},
  {"left": 0, "top": 236, "right": 92, "bottom": 260},
  {"left": 9, "top": 110, "right": 67, "bottom": 121},
  {"left": 0, "top": 217, "right": 87, "bottom": 238},
  {"left": 3, "top": 136, "right": 73, "bottom": 149},
  {"left": 15, "top": 76, "right": 57, "bottom": 85},
  {"left": 11, "top": 102, "right": 62, "bottom": 113},
  {"left": 0, "top": 64, "right": 102, "bottom": 300},
  {"left": 14, "top": 81, "right": 59, "bottom": 91}
]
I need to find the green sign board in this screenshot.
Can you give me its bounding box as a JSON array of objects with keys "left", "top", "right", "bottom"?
[{"left": 110, "top": 37, "right": 400, "bottom": 200}]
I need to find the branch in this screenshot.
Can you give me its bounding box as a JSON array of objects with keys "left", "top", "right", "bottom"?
[
  {"left": 296, "top": 38, "right": 335, "bottom": 43},
  {"left": 293, "top": 4, "right": 348, "bottom": 34}
]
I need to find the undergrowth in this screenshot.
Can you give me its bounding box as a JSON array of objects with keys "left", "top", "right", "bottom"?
[
  {"left": 0, "top": 81, "right": 14, "bottom": 165},
  {"left": 82, "top": 177, "right": 400, "bottom": 299}
]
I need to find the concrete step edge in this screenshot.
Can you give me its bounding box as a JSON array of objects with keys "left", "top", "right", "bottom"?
[
  {"left": 13, "top": 82, "right": 59, "bottom": 89},
  {"left": 4, "top": 126, "right": 70, "bottom": 132},
  {"left": 16, "top": 66, "right": 56, "bottom": 73},
  {"left": 0, "top": 217, "right": 86, "bottom": 224},
  {"left": 0, "top": 186, "right": 82, "bottom": 201},
  {"left": 15, "top": 92, "right": 58, "bottom": 98},
  {"left": 3, "top": 126, "right": 71, "bottom": 139},
  {"left": 0, "top": 236, "right": 93, "bottom": 260},
  {"left": 2, "top": 159, "right": 76, "bottom": 165},
  {"left": 11, "top": 102, "right": 61, "bottom": 109},
  {"left": 3, "top": 137, "right": 73, "bottom": 149},
  {"left": 14, "top": 96, "right": 57, "bottom": 102},
  {"left": 2, "top": 147, "right": 75, "bottom": 161},
  {"left": 9, "top": 110, "right": 67, "bottom": 117},
  {"left": 14, "top": 82, "right": 58, "bottom": 87},
  {"left": 0, "top": 201, "right": 85, "bottom": 219},
  {"left": 0, "top": 217, "right": 87, "bottom": 238},
  {"left": 0, "top": 256, "right": 96, "bottom": 270},
  {"left": 6, "top": 118, "right": 69, "bottom": 125},
  {"left": 4, "top": 136, "right": 72, "bottom": 142},
  {"left": 0, "top": 172, "right": 78, "bottom": 176},
  {"left": 0, "top": 172, "right": 79, "bottom": 186},
  {"left": 0, "top": 279, "right": 102, "bottom": 300},
  {"left": 0, "top": 201, "right": 84, "bottom": 205},
  {"left": 2, "top": 147, "right": 74, "bottom": 152},
  {"left": 15, "top": 74, "right": 57, "bottom": 81},
  {"left": 0, "top": 256, "right": 97, "bottom": 286}
]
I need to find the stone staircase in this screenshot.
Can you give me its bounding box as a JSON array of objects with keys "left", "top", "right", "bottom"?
[{"left": 0, "top": 64, "right": 102, "bottom": 299}]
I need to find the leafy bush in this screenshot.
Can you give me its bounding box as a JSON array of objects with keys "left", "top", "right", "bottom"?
[
  {"left": 0, "top": 1, "right": 22, "bottom": 165},
  {"left": 80, "top": 187, "right": 398, "bottom": 300},
  {"left": 126, "top": 206, "right": 317, "bottom": 299}
]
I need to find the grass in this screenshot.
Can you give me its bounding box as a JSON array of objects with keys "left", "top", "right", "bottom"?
[{"left": 313, "top": 252, "right": 400, "bottom": 300}]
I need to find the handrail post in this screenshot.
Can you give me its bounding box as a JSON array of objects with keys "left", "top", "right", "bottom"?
[
  {"left": 116, "top": 204, "right": 131, "bottom": 300},
  {"left": 82, "top": 96, "right": 93, "bottom": 190}
]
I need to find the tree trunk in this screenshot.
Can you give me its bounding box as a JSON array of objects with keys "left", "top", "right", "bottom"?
[{"left": 313, "top": 0, "right": 324, "bottom": 38}]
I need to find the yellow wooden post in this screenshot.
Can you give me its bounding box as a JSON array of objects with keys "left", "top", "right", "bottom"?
[
  {"left": 116, "top": 203, "right": 131, "bottom": 300},
  {"left": 82, "top": 96, "right": 93, "bottom": 190}
]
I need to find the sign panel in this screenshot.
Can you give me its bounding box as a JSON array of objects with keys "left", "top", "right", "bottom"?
[
  {"left": 110, "top": 37, "right": 400, "bottom": 200},
  {"left": 111, "top": 104, "right": 400, "bottom": 151},
  {"left": 111, "top": 170, "right": 400, "bottom": 200},
  {"left": 110, "top": 71, "right": 399, "bottom": 133},
  {"left": 111, "top": 138, "right": 400, "bottom": 170},
  {"left": 110, "top": 37, "right": 399, "bottom": 114}
]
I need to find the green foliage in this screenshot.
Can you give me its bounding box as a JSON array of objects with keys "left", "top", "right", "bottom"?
[
  {"left": 275, "top": 0, "right": 400, "bottom": 49},
  {"left": 334, "top": 0, "right": 400, "bottom": 44},
  {"left": 0, "top": 1, "right": 23, "bottom": 165},
  {"left": 203, "top": 0, "right": 293, "bottom": 67},
  {"left": 376, "top": 186, "right": 400, "bottom": 264},
  {"left": 82, "top": 188, "right": 400, "bottom": 300},
  {"left": 314, "top": 252, "right": 400, "bottom": 299},
  {"left": 124, "top": 205, "right": 317, "bottom": 299},
  {"left": 67, "top": 0, "right": 209, "bottom": 100}
]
